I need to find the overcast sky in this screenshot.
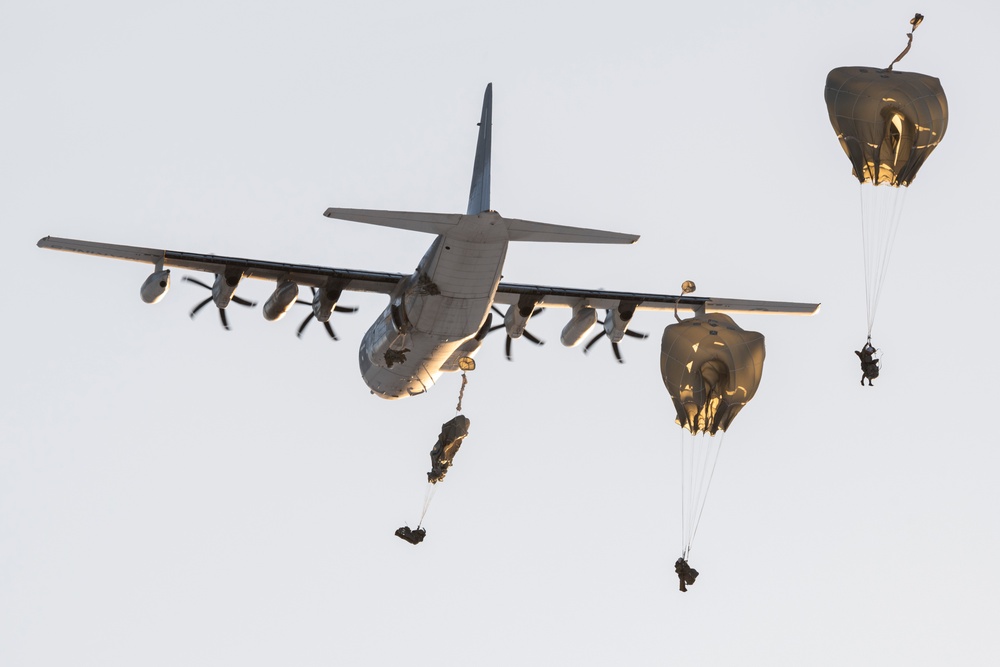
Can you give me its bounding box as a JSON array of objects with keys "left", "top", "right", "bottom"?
[{"left": 3, "top": 1, "right": 998, "bottom": 665}]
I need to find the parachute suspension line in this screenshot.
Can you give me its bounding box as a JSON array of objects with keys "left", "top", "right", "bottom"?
[
  {"left": 679, "top": 427, "right": 687, "bottom": 557},
  {"left": 685, "top": 434, "right": 703, "bottom": 550},
  {"left": 689, "top": 432, "right": 725, "bottom": 550},
  {"left": 418, "top": 482, "right": 438, "bottom": 527},
  {"left": 679, "top": 428, "right": 706, "bottom": 558},
  {"left": 886, "top": 13, "right": 924, "bottom": 71},
  {"left": 688, "top": 434, "right": 710, "bottom": 555},
  {"left": 859, "top": 184, "right": 908, "bottom": 336},
  {"left": 679, "top": 428, "right": 726, "bottom": 559},
  {"left": 859, "top": 185, "right": 874, "bottom": 333},
  {"left": 870, "top": 186, "right": 907, "bottom": 331}
]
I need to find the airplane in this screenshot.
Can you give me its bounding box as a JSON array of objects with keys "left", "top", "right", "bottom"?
[{"left": 37, "top": 83, "right": 819, "bottom": 400}]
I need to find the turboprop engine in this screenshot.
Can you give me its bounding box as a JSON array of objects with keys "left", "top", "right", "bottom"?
[
  {"left": 602, "top": 303, "right": 637, "bottom": 343},
  {"left": 293, "top": 283, "right": 357, "bottom": 339},
  {"left": 581, "top": 302, "right": 647, "bottom": 363},
  {"left": 182, "top": 269, "right": 256, "bottom": 330},
  {"left": 504, "top": 298, "right": 541, "bottom": 338},
  {"left": 140, "top": 269, "right": 171, "bottom": 304},
  {"left": 211, "top": 270, "right": 243, "bottom": 309},
  {"left": 263, "top": 280, "right": 299, "bottom": 321},
  {"left": 313, "top": 285, "right": 345, "bottom": 321}
]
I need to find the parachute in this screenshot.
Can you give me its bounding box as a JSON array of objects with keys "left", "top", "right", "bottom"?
[
  {"left": 660, "top": 312, "right": 765, "bottom": 578},
  {"left": 825, "top": 67, "right": 948, "bottom": 188},
  {"left": 660, "top": 313, "right": 765, "bottom": 436},
  {"left": 824, "top": 14, "right": 948, "bottom": 340},
  {"left": 427, "top": 415, "right": 470, "bottom": 484}
]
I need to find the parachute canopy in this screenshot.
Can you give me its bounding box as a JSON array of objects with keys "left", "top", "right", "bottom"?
[
  {"left": 825, "top": 66, "right": 948, "bottom": 187},
  {"left": 660, "top": 313, "right": 765, "bottom": 435},
  {"left": 427, "top": 415, "right": 470, "bottom": 483}
]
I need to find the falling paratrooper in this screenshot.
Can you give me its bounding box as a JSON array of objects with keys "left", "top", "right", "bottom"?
[
  {"left": 395, "top": 415, "right": 471, "bottom": 545},
  {"left": 660, "top": 285, "right": 765, "bottom": 591},
  {"left": 394, "top": 525, "right": 426, "bottom": 545},
  {"left": 855, "top": 337, "right": 880, "bottom": 386},
  {"left": 824, "top": 13, "right": 948, "bottom": 383},
  {"left": 395, "top": 358, "right": 475, "bottom": 545}
]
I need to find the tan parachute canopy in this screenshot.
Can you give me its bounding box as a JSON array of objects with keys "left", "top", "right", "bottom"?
[
  {"left": 825, "top": 67, "right": 948, "bottom": 187},
  {"left": 427, "top": 415, "right": 470, "bottom": 484},
  {"left": 660, "top": 313, "right": 765, "bottom": 435}
]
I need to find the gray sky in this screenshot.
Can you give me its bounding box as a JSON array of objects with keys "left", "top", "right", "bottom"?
[{"left": 3, "top": 1, "right": 998, "bottom": 665}]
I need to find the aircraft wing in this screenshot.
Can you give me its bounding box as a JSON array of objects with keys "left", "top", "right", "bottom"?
[
  {"left": 36, "top": 236, "right": 405, "bottom": 295},
  {"left": 492, "top": 282, "right": 820, "bottom": 316},
  {"left": 37, "top": 236, "right": 819, "bottom": 315}
]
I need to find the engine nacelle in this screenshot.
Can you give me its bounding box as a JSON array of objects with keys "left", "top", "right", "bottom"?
[
  {"left": 212, "top": 270, "right": 243, "bottom": 309},
  {"left": 140, "top": 269, "right": 171, "bottom": 304},
  {"left": 503, "top": 298, "right": 539, "bottom": 338},
  {"left": 604, "top": 303, "right": 637, "bottom": 343},
  {"left": 312, "top": 285, "right": 344, "bottom": 322},
  {"left": 263, "top": 280, "right": 299, "bottom": 321},
  {"left": 560, "top": 304, "right": 598, "bottom": 348}
]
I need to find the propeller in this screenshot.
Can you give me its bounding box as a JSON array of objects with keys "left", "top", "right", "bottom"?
[
  {"left": 294, "top": 287, "right": 358, "bottom": 340},
  {"left": 487, "top": 306, "right": 545, "bottom": 361},
  {"left": 183, "top": 276, "right": 257, "bottom": 330},
  {"left": 583, "top": 319, "right": 648, "bottom": 364}
]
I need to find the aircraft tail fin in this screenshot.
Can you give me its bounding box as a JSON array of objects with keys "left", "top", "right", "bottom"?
[
  {"left": 467, "top": 83, "right": 492, "bottom": 215},
  {"left": 324, "top": 83, "right": 639, "bottom": 245}
]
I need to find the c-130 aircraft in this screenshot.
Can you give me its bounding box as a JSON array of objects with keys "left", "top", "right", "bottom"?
[{"left": 38, "top": 84, "right": 818, "bottom": 399}]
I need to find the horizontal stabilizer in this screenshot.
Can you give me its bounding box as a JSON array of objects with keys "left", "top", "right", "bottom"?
[
  {"left": 324, "top": 208, "right": 638, "bottom": 244},
  {"left": 504, "top": 218, "right": 638, "bottom": 244},
  {"left": 324, "top": 208, "right": 461, "bottom": 235}
]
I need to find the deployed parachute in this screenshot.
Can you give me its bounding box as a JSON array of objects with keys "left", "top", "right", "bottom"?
[
  {"left": 660, "top": 313, "right": 765, "bottom": 436},
  {"left": 824, "top": 14, "right": 948, "bottom": 340},
  {"left": 825, "top": 67, "right": 947, "bottom": 188},
  {"left": 660, "top": 312, "right": 765, "bottom": 573}
]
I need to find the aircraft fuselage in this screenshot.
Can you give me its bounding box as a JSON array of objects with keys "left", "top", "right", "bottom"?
[{"left": 359, "top": 212, "right": 509, "bottom": 398}]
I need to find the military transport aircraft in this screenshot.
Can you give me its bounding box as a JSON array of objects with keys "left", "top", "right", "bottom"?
[{"left": 37, "top": 84, "right": 819, "bottom": 399}]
